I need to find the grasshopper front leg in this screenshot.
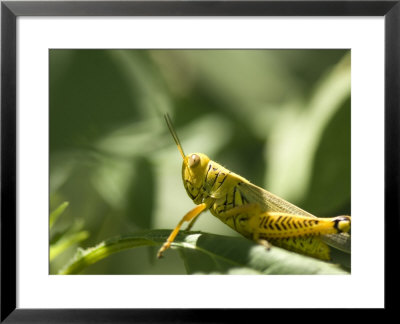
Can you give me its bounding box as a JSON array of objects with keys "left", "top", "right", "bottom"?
[{"left": 157, "top": 203, "right": 208, "bottom": 258}]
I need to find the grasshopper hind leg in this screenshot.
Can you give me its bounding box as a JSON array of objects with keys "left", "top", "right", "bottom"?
[{"left": 269, "top": 236, "right": 331, "bottom": 261}]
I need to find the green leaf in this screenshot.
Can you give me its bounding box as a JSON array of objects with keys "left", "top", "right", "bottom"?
[
  {"left": 49, "top": 201, "right": 69, "bottom": 229},
  {"left": 58, "top": 233, "right": 159, "bottom": 275},
  {"left": 178, "top": 232, "right": 348, "bottom": 275},
  {"left": 59, "top": 230, "right": 348, "bottom": 275},
  {"left": 50, "top": 230, "right": 90, "bottom": 261}
]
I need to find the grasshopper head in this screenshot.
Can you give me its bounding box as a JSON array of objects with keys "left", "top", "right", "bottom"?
[
  {"left": 163, "top": 114, "right": 211, "bottom": 203},
  {"left": 182, "top": 153, "right": 210, "bottom": 203}
]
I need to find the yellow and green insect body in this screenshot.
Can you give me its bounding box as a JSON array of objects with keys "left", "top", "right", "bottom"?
[
  {"left": 181, "top": 153, "right": 252, "bottom": 235},
  {"left": 158, "top": 114, "right": 351, "bottom": 261}
]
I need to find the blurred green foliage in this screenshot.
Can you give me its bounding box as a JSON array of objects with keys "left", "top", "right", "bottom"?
[{"left": 50, "top": 49, "right": 350, "bottom": 274}]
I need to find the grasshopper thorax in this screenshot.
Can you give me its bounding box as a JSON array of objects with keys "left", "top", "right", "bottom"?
[{"left": 182, "top": 153, "right": 210, "bottom": 203}]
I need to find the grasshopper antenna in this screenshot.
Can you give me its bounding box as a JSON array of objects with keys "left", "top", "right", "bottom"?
[{"left": 164, "top": 113, "right": 185, "bottom": 159}]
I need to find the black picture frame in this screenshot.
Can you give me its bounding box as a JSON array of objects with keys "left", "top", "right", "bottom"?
[{"left": 1, "top": 0, "right": 398, "bottom": 321}]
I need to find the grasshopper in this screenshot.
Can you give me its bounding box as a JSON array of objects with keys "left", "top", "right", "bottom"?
[{"left": 157, "top": 114, "right": 351, "bottom": 261}]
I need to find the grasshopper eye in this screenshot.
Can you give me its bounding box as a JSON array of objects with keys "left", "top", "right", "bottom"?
[{"left": 188, "top": 154, "right": 200, "bottom": 168}]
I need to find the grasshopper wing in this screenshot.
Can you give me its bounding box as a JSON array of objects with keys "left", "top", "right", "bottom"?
[{"left": 237, "top": 181, "right": 316, "bottom": 216}]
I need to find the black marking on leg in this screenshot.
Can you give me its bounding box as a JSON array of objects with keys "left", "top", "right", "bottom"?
[
  {"left": 333, "top": 219, "right": 342, "bottom": 232},
  {"left": 264, "top": 216, "right": 272, "bottom": 229}
]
